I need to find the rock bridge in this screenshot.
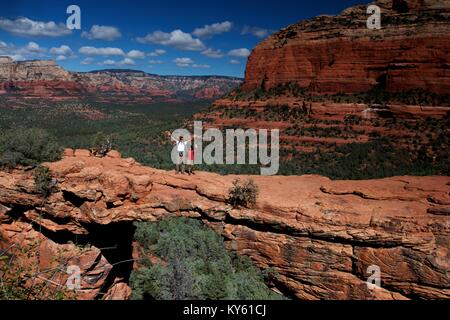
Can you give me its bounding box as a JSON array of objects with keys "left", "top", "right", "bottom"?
[{"left": 0, "top": 149, "right": 449, "bottom": 300}]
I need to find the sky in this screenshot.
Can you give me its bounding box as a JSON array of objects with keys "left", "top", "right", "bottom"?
[{"left": 0, "top": 0, "right": 371, "bottom": 77}]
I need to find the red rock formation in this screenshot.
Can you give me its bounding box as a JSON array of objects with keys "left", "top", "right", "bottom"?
[
  {"left": 242, "top": 0, "right": 450, "bottom": 94},
  {"left": 1, "top": 150, "right": 449, "bottom": 300},
  {"left": 195, "top": 87, "right": 223, "bottom": 99},
  {"left": 196, "top": 0, "right": 450, "bottom": 161},
  {"left": 0, "top": 219, "right": 113, "bottom": 300},
  {"left": 197, "top": 95, "right": 450, "bottom": 158}
]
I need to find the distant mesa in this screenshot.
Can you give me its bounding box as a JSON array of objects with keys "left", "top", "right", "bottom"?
[{"left": 0, "top": 56, "right": 13, "bottom": 64}]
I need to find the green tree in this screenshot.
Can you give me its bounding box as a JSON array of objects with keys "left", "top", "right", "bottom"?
[
  {"left": 0, "top": 128, "right": 62, "bottom": 168},
  {"left": 130, "top": 218, "right": 282, "bottom": 300},
  {"left": 32, "top": 165, "right": 55, "bottom": 196}
]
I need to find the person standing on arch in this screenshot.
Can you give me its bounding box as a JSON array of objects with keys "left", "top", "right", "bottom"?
[
  {"left": 171, "top": 135, "right": 191, "bottom": 174},
  {"left": 186, "top": 142, "right": 198, "bottom": 175}
]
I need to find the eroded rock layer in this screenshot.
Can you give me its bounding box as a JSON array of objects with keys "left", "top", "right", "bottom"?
[
  {"left": 242, "top": 0, "right": 450, "bottom": 94},
  {"left": 0, "top": 151, "right": 449, "bottom": 300}
]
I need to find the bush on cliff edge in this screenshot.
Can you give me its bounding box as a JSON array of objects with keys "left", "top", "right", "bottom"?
[{"left": 228, "top": 179, "right": 259, "bottom": 208}]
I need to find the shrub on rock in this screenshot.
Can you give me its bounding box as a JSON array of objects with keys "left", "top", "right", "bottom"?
[
  {"left": 33, "top": 165, "right": 55, "bottom": 196},
  {"left": 228, "top": 179, "right": 259, "bottom": 208}
]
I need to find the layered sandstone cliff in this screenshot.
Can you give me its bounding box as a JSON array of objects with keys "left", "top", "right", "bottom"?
[
  {"left": 1, "top": 151, "right": 448, "bottom": 300},
  {"left": 0, "top": 58, "right": 72, "bottom": 81},
  {"left": 242, "top": 0, "right": 450, "bottom": 94}
]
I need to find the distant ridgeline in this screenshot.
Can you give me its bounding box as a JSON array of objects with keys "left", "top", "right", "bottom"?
[{"left": 0, "top": 57, "right": 242, "bottom": 103}]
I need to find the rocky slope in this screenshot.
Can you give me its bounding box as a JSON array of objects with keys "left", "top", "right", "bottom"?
[
  {"left": 1, "top": 150, "right": 449, "bottom": 300},
  {"left": 242, "top": 0, "right": 450, "bottom": 94},
  {"left": 0, "top": 57, "right": 242, "bottom": 103},
  {"left": 202, "top": 95, "right": 449, "bottom": 151}
]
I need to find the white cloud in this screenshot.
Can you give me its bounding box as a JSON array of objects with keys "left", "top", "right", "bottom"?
[
  {"left": 26, "top": 41, "right": 45, "bottom": 52},
  {"left": 79, "top": 47, "right": 144, "bottom": 60},
  {"left": 174, "top": 57, "right": 193, "bottom": 64},
  {"left": 173, "top": 57, "right": 194, "bottom": 68},
  {"left": 137, "top": 30, "right": 205, "bottom": 51},
  {"left": 173, "top": 58, "right": 209, "bottom": 68},
  {"left": 10, "top": 54, "right": 25, "bottom": 61},
  {"left": 0, "top": 17, "right": 71, "bottom": 37},
  {"left": 241, "top": 26, "right": 270, "bottom": 38},
  {"left": 148, "top": 49, "right": 166, "bottom": 57},
  {"left": 149, "top": 60, "right": 163, "bottom": 64},
  {"left": 49, "top": 45, "right": 75, "bottom": 61},
  {"left": 201, "top": 48, "right": 224, "bottom": 58},
  {"left": 101, "top": 59, "right": 116, "bottom": 66},
  {"left": 81, "top": 57, "right": 94, "bottom": 65},
  {"left": 228, "top": 48, "right": 251, "bottom": 58},
  {"left": 127, "top": 50, "right": 145, "bottom": 59},
  {"left": 81, "top": 25, "right": 121, "bottom": 41},
  {"left": 121, "top": 58, "right": 135, "bottom": 65},
  {"left": 50, "top": 45, "right": 72, "bottom": 56},
  {"left": 0, "top": 41, "right": 47, "bottom": 61},
  {"left": 229, "top": 59, "right": 240, "bottom": 65},
  {"left": 100, "top": 58, "right": 135, "bottom": 66},
  {"left": 192, "top": 64, "right": 210, "bottom": 69},
  {"left": 79, "top": 46, "right": 125, "bottom": 56},
  {"left": 192, "top": 21, "right": 232, "bottom": 39}
]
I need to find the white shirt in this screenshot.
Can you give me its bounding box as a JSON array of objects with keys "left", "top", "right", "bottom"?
[{"left": 176, "top": 141, "right": 188, "bottom": 152}]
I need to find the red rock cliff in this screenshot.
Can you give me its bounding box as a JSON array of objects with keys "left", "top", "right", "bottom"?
[
  {"left": 242, "top": 0, "right": 450, "bottom": 94},
  {"left": 1, "top": 151, "right": 449, "bottom": 300}
]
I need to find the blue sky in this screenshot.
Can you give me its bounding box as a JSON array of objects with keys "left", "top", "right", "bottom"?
[{"left": 0, "top": 0, "right": 371, "bottom": 77}]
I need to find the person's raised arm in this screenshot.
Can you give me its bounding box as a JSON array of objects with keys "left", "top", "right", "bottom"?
[{"left": 187, "top": 135, "right": 195, "bottom": 142}]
